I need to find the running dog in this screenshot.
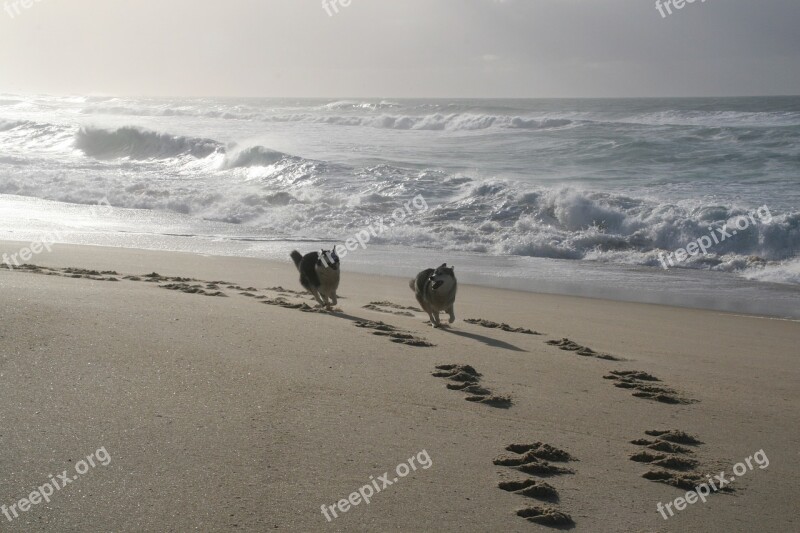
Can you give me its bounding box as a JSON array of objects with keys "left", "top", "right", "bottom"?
[
  {"left": 409, "top": 263, "right": 457, "bottom": 327},
  {"left": 290, "top": 247, "right": 340, "bottom": 309}
]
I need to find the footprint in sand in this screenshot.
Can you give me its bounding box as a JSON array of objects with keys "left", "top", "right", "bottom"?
[
  {"left": 629, "top": 451, "right": 698, "bottom": 470},
  {"left": 498, "top": 479, "right": 559, "bottom": 501},
  {"left": 516, "top": 506, "right": 574, "bottom": 527},
  {"left": 248, "top": 287, "right": 342, "bottom": 313},
  {"left": 546, "top": 338, "right": 622, "bottom": 361},
  {"left": 643, "top": 429, "right": 703, "bottom": 444},
  {"left": 139, "top": 272, "right": 232, "bottom": 300},
  {"left": 431, "top": 364, "right": 511, "bottom": 407},
  {"left": 142, "top": 272, "right": 195, "bottom": 283},
  {"left": 2, "top": 263, "right": 121, "bottom": 282},
  {"left": 463, "top": 318, "right": 542, "bottom": 335},
  {"left": 238, "top": 292, "right": 265, "bottom": 299},
  {"left": 446, "top": 381, "right": 491, "bottom": 394},
  {"left": 604, "top": 370, "right": 696, "bottom": 404},
  {"left": 464, "top": 395, "right": 514, "bottom": 407},
  {"left": 62, "top": 267, "right": 120, "bottom": 281},
  {"left": 362, "top": 301, "right": 421, "bottom": 317},
  {"left": 160, "top": 282, "right": 228, "bottom": 297},
  {"left": 505, "top": 443, "right": 578, "bottom": 462},
  {"left": 494, "top": 443, "right": 576, "bottom": 476},
  {"left": 355, "top": 320, "right": 434, "bottom": 347},
  {"left": 630, "top": 438, "right": 694, "bottom": 454},
  {"left": 363, "top": 304, "right": 414, "bottom": 317},
  {"left": 495, "top": 442, "right": 576, "bottom": 527},
  {"left": 433, "top": 364, "right": 481, "bottom": 381},
  {"left": 260, "top": 296, "right": 338, "bottom": 313},
  {"left": 226, "top": 284, "right": 259, "bottom": 292},
  {"left": 263, "top": 286, "right": 312, "bottom": 297},
  {"left": 630, "top": 430, "right": 733, "bottom": 494}
]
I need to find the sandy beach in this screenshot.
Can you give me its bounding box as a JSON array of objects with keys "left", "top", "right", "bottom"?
[
  {"left": 1, "top": 241, "right": 798, "bottom": 532},
  {"left": 3, "top": 0, "right": 800, "bottom": 530}
]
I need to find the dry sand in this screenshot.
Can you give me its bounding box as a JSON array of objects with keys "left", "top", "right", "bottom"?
[{"left": 1, "top": 241, "right": 798, "bottom": 532}]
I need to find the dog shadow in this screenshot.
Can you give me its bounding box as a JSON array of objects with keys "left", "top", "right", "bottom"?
[
  {"left": 438, "top": 327, "right": 526, "bottom": 352},
  {"left": 324, "top": 310, "right": 525, "bottom": 352},
  {"left": 326, "top": 310, "right": 371, "bottom": 323}
]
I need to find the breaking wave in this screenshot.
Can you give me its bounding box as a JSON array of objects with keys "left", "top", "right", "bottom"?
[
  {"left": 80, "top": 104, "right": 576, "bottom": 131},
  {"left": 75, "top": 126, "right": 222, "bottom": 160},
  {"left": 73, "top": 126, "right": 309, "bottom": 172},
  {"left": 220, "top": 145, "right": 302, "bottom": 169},
  {"left": 0, "top": 119, "right": 34, "bottom": 132}
]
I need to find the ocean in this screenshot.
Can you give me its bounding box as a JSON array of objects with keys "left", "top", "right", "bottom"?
[{"left": 1, "top": 95, "right": 798, "bottom": 317}]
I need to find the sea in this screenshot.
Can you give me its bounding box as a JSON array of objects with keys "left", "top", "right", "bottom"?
[{"left": 1, "top": 95, "right": 798, "bottom": 317}]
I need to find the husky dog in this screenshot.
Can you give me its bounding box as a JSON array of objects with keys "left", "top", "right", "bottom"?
[
  {"left": 409, "top": 263, "right": 457, "bottom": 327},
  {"left": 290, "top": 247, "right": 340, "bottom": 308}
]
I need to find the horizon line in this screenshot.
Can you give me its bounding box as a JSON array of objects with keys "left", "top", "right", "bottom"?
[{"left": 2, "top": 91, "right": 799, "bottom": 101}]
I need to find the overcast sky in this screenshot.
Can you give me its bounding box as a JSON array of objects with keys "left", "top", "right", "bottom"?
[{"left": 1, "top": 0, "right": 798, "bottom": 98}]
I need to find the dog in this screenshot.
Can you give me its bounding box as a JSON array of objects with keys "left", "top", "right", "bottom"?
[
  {"left": 409, "top": 263, "right": 457, "bottom": 327},
  {"left": 290, "top": 247, "right": 340, "bottom": 309}
]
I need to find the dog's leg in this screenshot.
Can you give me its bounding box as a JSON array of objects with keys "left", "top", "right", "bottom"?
[
  {"left": 447, "top": 305, "right": 455, "bottom": 324},
  {"left": 431, "top": 310, "right": 441, "bottom": 328},
  {"left": 423, "top": 305, "right": 438, "bottom": 327},
  {"left": 417, "top": 298, "right": 435, "bottom": 326},
  {"left": 415, "top": 295, "right": 427, "bottom": 314},
  {"left": 309, "top": 288, "right": 326, "bottom": 307},
  {"left": 427, "top": 312, "right": 438, "bottom": 327}
]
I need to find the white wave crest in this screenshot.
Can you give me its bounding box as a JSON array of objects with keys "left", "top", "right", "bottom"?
[{"left": 74, "top": 126, "right": 222, "bottom": 160}]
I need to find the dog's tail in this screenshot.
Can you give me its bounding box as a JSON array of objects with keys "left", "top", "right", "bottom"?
[{"left": 290, "top": 250, "right": 303, "bottom": 271}]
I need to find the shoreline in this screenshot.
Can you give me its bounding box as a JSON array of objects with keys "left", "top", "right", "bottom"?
[{"left": 2, "top": 230, "right": 799, "bottom": 320}]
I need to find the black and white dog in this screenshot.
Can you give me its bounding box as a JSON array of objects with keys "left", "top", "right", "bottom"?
[
  {"left": 290, "top": 247, "right": 340, "bottom": 309},
  {"left": 410, "top": 263, "right": 457, "bottom": 327}
]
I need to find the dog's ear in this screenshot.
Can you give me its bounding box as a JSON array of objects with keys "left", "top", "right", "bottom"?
[
  {"left": 440, "top": 263, "right": 447, "bottom": 269},
  {"left": 451, "top": 265, "right": 455, "bottom": 271}
]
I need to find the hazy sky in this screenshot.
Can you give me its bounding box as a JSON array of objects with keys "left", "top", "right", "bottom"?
[{"left": 1, "top": 0, "right": 798, "bottom": 98}]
